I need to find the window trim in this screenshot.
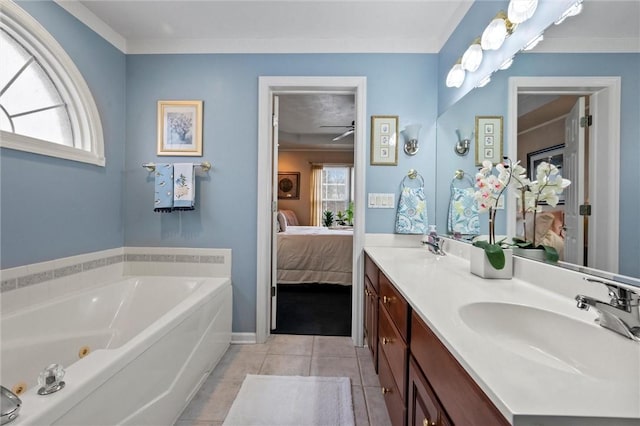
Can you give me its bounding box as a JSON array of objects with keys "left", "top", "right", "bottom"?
[{"left": 0, "top": 1, "right": 105, "bottom": 166}]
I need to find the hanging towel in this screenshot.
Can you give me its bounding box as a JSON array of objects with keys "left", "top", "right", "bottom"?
[
  {"left": 447, "top": 185, "right": 479, "bottom": 235},
  {"left": 173, "top": 163, "right": 195, "bottom": 211},
  {"left": 395, "top": 174, "right": 428, "bottom": 234},
  {"left": 154, "top": 163, "right": 174, "bottom": 213}
]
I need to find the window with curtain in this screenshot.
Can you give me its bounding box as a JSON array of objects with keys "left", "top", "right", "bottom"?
[{"left": 310, "top": 164, "right": 354, "bottom": 226}]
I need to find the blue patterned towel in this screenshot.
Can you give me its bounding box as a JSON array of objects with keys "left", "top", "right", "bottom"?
[
  {"left": 395, "top": 180, "right": 428, "bottom": 234},
  {"left": 173, "top": 163, "right": 195, "bottom": 211},
  {"left": 447, "top": 186, "right": 479, "bottom": 235},
  {"left": 154, "top": 163, "right": 173, "bottom": 213}
]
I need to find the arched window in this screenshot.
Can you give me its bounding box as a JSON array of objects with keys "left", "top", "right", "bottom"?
[{"left": 0, "top": 2, "right": 105, "bottom": 166}]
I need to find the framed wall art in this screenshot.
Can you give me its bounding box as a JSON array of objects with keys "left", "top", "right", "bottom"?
[
  {"left": 157, "top": 100, "right": 203, "bottom": 156},
  {"left": 370, "top": 115, "right": 399, "bottom": 165},
  {"left": 475, "top": 115, "right": 503, "bottom": 165},
  {"left": 277, "top": 172, "right": 300, "bottom": 200}
]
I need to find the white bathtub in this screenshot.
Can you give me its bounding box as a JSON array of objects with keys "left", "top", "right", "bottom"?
[{"left": 1, "top": 276, "right": 232, "bottom": 425}]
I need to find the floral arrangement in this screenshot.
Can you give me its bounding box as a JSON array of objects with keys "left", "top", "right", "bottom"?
[
  {"left": 472, "top": 159, "right": 526, "bottom": 270},
  {"left": 513, "top": 161, "right": 571, "bottom": 261},
  {"left": 472, "top": 158, "right": 571, "bottom": 269}
]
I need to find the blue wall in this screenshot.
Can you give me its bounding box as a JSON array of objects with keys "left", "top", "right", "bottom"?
[
  {"left": 0, "top": 1, "right": 126, "bottom": 268},
  {"left": 436, "top": 52, "right": 640, "bottom": 278},
  {"left": 125, "top": 54, "right": 438, "bottom": 333}
]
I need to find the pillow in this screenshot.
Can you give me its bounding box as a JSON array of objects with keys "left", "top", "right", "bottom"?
[
  {"left": 277, "top": 211, "right": 287, "bottom": 232},
  {"left": 279, "top": 209, "right": 299, "bottom": 226}
]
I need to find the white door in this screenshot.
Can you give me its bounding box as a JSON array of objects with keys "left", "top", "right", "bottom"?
[
  {"left": 270, "top": 95, "right": 279, "bottom": 329},
  {"left": 563, "top": 97, "right": 586, "bottom": 265}
]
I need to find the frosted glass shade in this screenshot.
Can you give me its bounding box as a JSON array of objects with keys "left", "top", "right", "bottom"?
[
  {"left": 508, "top": 0, "right": 538, "bottom": 24},
  {"left": 481, "top": 18, "right": 507, "bottom": 50},
  {"left": 446, "top": 64, "right": 465, "bottom": 88},
  {"left": 461, "top": 43, "right": 483, "bottom": 72},
  {"left": 402, "top": 124, "right": 422, "bottom": 141}
]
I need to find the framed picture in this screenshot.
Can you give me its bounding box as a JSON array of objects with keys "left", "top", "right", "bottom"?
[
  {"left": 157, "top": 100, "right": 203, "bottom": 156},
  {"left": 371, "top": 115, "right": 399, "bottom": 165},
  {"left": 277, "top": 172, "right": 300, "bottom": 200},
  {"left": 475, "top": 116, "right": 503, "bottom": 165},
  {"left": 527, "top": 144, "right": 565, "bottom": 204}
]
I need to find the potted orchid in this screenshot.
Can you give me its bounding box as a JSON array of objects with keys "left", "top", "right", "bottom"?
[
  {"left": 471, "top": 158, "right": 526, "bottom": 278},
  {"left": 512, "top": 161, "right": 571, "bottom": 261}
]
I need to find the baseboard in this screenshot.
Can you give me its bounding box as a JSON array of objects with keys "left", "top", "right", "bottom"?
[{"left": 232, "top": 332, "right": 257, "bottom": 344}]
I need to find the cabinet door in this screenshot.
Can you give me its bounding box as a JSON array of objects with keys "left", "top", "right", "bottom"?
[
  {"left": 365, "top": 254, "right": 380, "bottom": 292},
  {"left": 364, "top": 276, "right": 379, "bottom": 369},
  {"left": 408, "top": 357, "right": 451, "bottom": 426}
]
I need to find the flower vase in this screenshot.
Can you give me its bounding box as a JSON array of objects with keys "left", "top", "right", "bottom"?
[{"left": 469, "top": 246, "right": 513, "bottom": 279}]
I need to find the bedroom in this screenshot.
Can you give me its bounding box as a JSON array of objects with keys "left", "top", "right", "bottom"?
[{"left": 274, "top": 93, "right": 356, "bottom": 336}]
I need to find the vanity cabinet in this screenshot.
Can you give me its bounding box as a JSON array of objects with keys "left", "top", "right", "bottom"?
[
  {"left": 364, "top": 253, "right": 510, "bottom": 426},
  {"left": 364, "top": 255, "right": 380, "bottom": 369}
]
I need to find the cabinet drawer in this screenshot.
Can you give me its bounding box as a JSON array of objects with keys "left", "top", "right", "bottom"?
[
  {"left": 378, "top": 303, "right": 408, "bottom": 399},
  {"left": 365, "top": 254, "right": 380, "bottom": 292},
  {"left": 378, "top": 349, "right": 407, "bottom": 426},
  {"left": 411, "top": 313, "right": 510, "bottom": 426},
  {"left": 379, "top": 274, "right": 409, "bottom": 341}
]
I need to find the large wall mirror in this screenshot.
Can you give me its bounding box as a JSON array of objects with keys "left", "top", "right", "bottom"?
[{"left": 435, "top": 1, "right": 640, "bottom": 283}]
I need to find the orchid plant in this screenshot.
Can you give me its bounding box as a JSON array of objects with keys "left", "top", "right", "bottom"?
[
  {"left": 513, "top": 161, "right": 571, "bottom": 261},
  {"left": 472, "top": 158, "right": 526, "bottom": 270}
]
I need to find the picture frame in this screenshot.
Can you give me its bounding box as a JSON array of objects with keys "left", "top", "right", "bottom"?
[
  {"left": 527, "top": 144, "right": 565, "bottom": 205},
  {"left": 370, "top": 115, "right": 399, "bottom": 165},
  {"left": 475, "top": 116, "right": 503, "bottom": 165},
  {"left": 277, "top": 172, "right": 300, "bottom": 200},
  {"left": 157, "top": 100, "right": 203, "bottom": 156}
]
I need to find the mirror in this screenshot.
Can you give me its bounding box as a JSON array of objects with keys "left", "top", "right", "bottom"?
[{"left": 435, "top": 1, "right": 640, "bottom": 283}]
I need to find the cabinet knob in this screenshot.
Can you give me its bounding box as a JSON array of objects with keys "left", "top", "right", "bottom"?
[
  {"left": 364, "top": 289, "right": 370, "bottom": 296},
  {"left": 381, "top": 387, "right": 391, "bottom": 395},
  {"left": 381, "top": 337, "right": 393, "bottom": 345},
  {"left": 382, "top": 295, "right": 395, "bottom": 304},
  {"left": 422, "top": 419, "right": 436, "bottom": 426}
]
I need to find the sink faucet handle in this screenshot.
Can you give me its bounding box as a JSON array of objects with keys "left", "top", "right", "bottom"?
[{"left": 583, "top": 277, "right": 639, "bottom": 308}]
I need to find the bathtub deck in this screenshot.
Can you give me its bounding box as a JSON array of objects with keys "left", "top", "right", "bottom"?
[{"left": 175, "top": 335, "right": 391, "bottom": 426}]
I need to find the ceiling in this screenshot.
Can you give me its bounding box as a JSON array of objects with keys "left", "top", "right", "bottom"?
[{"left": 55, "top": 0, "right": 639, "bottom": 151}]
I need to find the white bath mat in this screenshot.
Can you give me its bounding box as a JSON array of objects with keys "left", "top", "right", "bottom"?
[{"left": 223, "top": 374, "right": 354, "bottom": 426}]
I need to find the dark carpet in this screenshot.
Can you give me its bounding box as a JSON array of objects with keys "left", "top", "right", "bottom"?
[{"left": 272, "top": 284, "right": 352, "bottom": 336}]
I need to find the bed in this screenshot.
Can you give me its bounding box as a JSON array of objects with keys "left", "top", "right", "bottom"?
[{"left": 277, "top": 210, "right": 353, "bottom": 286}]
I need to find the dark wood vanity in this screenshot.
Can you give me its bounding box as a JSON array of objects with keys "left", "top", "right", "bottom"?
[{"left": 364, "top": 253, "right": 510, "bottom": 426}]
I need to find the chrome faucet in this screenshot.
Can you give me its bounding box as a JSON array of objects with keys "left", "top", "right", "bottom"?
[
  {"left": 575, "top": 277, "right": 640, "bottom": 341},
  {"left": 422, "top": 235, "right": 446, "bottom": 256},
  {"left": 1, "top": 386, "right": 21, "bottom": 425}
]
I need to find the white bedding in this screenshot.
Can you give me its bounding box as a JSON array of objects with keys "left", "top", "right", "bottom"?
[{"left": 277, "top": 226, "right": 353, "bottom": 285}]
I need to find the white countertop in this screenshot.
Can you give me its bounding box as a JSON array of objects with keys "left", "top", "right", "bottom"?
[{"left": 364, "top": 244, "right": 640, "bottom": 426}]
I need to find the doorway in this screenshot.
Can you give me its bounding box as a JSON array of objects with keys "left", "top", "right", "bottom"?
[
  {"left": 256, "top": 76, "right": 367, "bottom": 345},
  {"left": 507, "top": 76, "right": 620, "bottom": 273}
]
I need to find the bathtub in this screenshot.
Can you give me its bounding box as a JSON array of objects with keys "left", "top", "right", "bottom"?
[{"left": 1, "top": 275, "right": 232, "bottom": 425}]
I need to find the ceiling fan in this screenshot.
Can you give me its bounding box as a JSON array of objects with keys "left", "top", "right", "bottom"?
[{"left": 320, "top": 120, "right": 355, "bottom": 142}]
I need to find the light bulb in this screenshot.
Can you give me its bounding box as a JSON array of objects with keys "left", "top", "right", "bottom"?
[
  {"left": 461, "top": 43, "right": 483, "bottom": 72},
  {"left": 508, "top": 0, "right": 538, "bottom": 24},
  {"left": 481, "top": 17, "right": 507, "bottom": 50},
  {"left": 446, "top": 63, "right": 465, "bottom": 88}
]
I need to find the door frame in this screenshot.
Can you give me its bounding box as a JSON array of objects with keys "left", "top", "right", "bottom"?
[
  {"left": 507, "top": 76, "right": 620, "bottom": 272},
  {"left": 256, "top": 76, "right": 367, "bottom": 345}
]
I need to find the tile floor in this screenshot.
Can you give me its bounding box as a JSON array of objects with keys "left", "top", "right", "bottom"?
[{"left": 175, "top": 335, "right": 392, "bottom": 426}]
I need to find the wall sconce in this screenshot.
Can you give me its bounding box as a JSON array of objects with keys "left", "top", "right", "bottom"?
[
  {"left": 402, "top": 124, "right": 422, "bottom": 156},
  {"left": 454, "top": 129, "right": 472, "bottom": 156}
]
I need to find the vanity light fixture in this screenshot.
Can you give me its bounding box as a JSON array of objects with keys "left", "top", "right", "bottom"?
[
  {"left": 480, "top": 11, "right": 516, "bottom": 51},
  {"left": 402, "top": 123, "right": 422, "bottom": 156},
  {"left": 522, "top": 33, "right": 544, "bottom": 51},
  {"left": 454, "top": 129, "right": 472, "bottom": 156},
  {"left": 555, "top": 0, "right": 583, "bottom": 25},
  {"left": 507, "top": 0, "right": 538, "bottom": 24},
  {"left": 446, "top": 60, "right": 466, "bottom": 88},
  {"left": 461, "top": 38, "right": 483, "bottom": 72}
]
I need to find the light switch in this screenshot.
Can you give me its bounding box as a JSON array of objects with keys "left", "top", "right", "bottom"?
[{"left": 368, "top": 193, "right": 395, "bottom": 208}]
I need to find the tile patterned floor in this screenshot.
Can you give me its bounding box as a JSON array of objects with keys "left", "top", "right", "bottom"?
[{"left": 175, "top": 335, "right": 392, "bottom": 426}]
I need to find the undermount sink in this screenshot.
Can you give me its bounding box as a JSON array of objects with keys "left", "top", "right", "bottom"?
[{"left": 458, "top": 302, "right": 638, "bottom": 380}]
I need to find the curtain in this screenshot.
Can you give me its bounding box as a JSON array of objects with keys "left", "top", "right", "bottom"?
[{"left": 309, "top": 164, "right": 323, "bottom": 226}]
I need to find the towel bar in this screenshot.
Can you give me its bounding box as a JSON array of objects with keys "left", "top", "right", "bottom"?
[{"left": 142, "top": 161, "right": 211, "bottom": 172}]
